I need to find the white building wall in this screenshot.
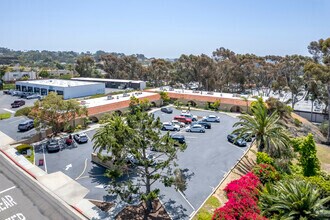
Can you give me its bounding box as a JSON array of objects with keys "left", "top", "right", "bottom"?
[
  {"left": 2, "top": 72, "right": 36, "bottom": 82},
  {"left": 63, "top": 84, "right": 105, "bottom": 99},
  {"left": 15, "top": 81, "right": 105, "bottom": 100}
]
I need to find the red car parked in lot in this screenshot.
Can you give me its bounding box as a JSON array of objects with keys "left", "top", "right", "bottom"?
[{"left": 173, "top": 116, "right": 192, "bottom": 124}]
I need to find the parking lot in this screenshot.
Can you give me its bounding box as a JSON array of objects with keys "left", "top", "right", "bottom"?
[
  {"left": 0, "top": 91, "right": 36, "bottom": 114},
  {"left": 0, "top": 116, "right": 37, "bottom": 144},
  {"left": 32, "top": 108, "right": 249, "bottom": 219}
]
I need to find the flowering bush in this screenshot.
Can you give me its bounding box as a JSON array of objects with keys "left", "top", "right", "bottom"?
[
  {"left": 212, "top": 172, "right": 268, "bottom": 220},
  {"left": 253, "top": 163, "right": 280, "bottom": 184}
]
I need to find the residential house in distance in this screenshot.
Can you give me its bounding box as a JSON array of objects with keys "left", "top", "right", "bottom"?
[
  {"left": 2, "top": 71, "right": 36, "bottom": 82},
  {"left": 48, "top": 69, "right": 74, "bottom": 77}
]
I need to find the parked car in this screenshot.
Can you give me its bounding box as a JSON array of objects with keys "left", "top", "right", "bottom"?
[
  {"left": 186, "top": 124, "right": 205, "bottom": 133},
  {"left": 123, "top": 93, "right": 130, "bottom": 97},
  {"left": 74, "top": 133, "right": 89, "bottom": 143},
  {"left": 192, "top": 121, "right": 211, "bottom": 129},
  {"left": 126, "top": 153, "right": 156, "bottom": 166},
  {"left": 174, "top": 116, "right": 192, "bottom": 124},
  {"left": 12, "top": 91, "right": 23, "bottom": 96},
  {"left": 202, "top": 115, "right": 220, "bottom": 123},
  {"left": 46, "top": 139, "right": 61, "bottom": 153},
  {"left": 171, "top": 120, "right": 186, "bottom": 128},
  {"left": 20, "top": 92, "right": 33, "bottom": 99},
  {"left": 18, "top": 120, "right": 34, "bottom": 132},
  {"left": 227, "top": 133, "right": 247, "bottom": 147},
  {"left": 161, "top": 107, "right": 173, "bottom": 114},
  {"left": 11, "top": 100, "right": 25, "bottom": 108},
  {"left": 162, "top": 122, "right": 180, "bottom": 131},
  {"left": 180, "top": 112, "right": 198, "bottom": 121},
  {"left": 170, "top": 134, "right": 186, "bottom": 144},
  {"left": 3, "top": 90, "right": 10, "bottom": 95},
  {"left": 26, "top": 94, "right": 41, "bottom": 100}
]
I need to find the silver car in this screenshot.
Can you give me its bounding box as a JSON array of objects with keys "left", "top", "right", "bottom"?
[{"left": 186, "top": 124, "right": 205, "bottom": 133}]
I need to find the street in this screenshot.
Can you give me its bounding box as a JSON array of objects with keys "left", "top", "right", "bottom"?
[{"left": 0, "top": 153, "right": 83, "bottom": 220}]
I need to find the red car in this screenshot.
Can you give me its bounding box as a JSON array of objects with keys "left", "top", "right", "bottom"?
[{"left": 173, "top": 116, "right": 192, "bottom": 124}]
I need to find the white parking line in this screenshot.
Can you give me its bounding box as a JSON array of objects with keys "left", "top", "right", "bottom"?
[
  {"left": 2, "top": 108, "right": 15, "bottom": 114},
  {"left": 75, "top": 158, "right": 88, "bottom": 180},
  {"left": 9, "top": 118, "right": 22, "bottom": 124},
  {"left": 43, "top": 145, "right": 48, "bottom": 173},
  {"left": 0, "top": 186, "right": 16, "bottom": 194}
]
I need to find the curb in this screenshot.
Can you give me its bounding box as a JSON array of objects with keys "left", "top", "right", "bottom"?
[
  {"left": 71, "top": 205, "right": 90, "bottom": 220},
  {"left": 0, "top": 148, "right": 36, "bottom": 179}
]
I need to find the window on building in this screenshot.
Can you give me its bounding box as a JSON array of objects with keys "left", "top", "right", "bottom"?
[
  {"left": 56, "top": 90, "right": 64, "bottom": 95},
  {"left": 28, "top": 87, "right": 33, "bottom": 92},
  {"left": 41, "top": 88, "right": 47, "bottom": 96},
  {"left": 34, "top": 87, "right": 40, "bottom": 94},
  {"left": 22, "top": 86, "right": 27, "bottom": 92},
  {"left": 16, "top": 85, "right": 21, "bottom": 91}
]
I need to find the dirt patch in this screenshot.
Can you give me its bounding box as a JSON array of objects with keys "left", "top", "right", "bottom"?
[
  {"left": 90, "top": 200, "right": 115, "bottom": 212},
  {"left": 116, "top": 199, "right": 171, "bottom": 220},
  {"left": 290, "top": 113, "right": 326, "bottom": 143}
]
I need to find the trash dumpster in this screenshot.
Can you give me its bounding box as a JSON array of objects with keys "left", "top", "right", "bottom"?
[{"left": 38, "top": 159, "right": 44, "bottom": 166}]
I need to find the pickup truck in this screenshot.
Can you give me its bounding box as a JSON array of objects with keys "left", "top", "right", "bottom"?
[{"left": 11, "top": 100, "right": 25, "bottom": 108}]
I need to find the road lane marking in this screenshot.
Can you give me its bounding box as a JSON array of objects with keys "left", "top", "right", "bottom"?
[
  {"left": 95, "top": 185, "right": 104, "bottom": 189},
  {"left": 75, "top": 158, "right": 88, "bottom": 180},
  {"left": 2, "top": 108, "right": 15, "bottom": 114},
  {"left": 65, "top": 164, "right": 72, "bottom": 171},
  {"left": 0, "top": 186, "right": 16, "bottom": 195},
  {"left": 178, "top": 189, "right": 195, "bottom": 215}
]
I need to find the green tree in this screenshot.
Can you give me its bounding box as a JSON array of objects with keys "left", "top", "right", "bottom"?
[
  {"left": 38, "top": 69, "right": 49, "bottom": 78},
  {"left": 304, "top": 37, "right": 330, "bottom": 143},
  {"left": 292, "top": 134, "right": 321, "bottom": 177},
  {"left": 259, "top": 178, "right": 330, "bottom": 219},
  {"left": 30, "top": 92, "right": 87, "bottom": 135},
  {"left": 92, "top": 112, "right": 187, "bottom": 217},
  {"left": 233, "top": 98, "right": 291, "bottom": 157},
  {"left": 159, "top": 91, "right": 170, "bottom": 105},
  {"left": 75, "top": 56, "right": 95, "bottom": 77}
]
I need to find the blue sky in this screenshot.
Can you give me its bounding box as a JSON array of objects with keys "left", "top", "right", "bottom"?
[{"left": 0, "top": 0, "right": 329, "bottom": 58}]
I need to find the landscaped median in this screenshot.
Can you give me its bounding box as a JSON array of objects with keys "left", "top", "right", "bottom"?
[{"left": 0, "top": 112, "right": 11, "bottom": 120}]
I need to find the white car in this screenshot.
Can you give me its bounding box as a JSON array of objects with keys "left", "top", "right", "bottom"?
[
  {"left": 171, "top": 120, "right": 186, "bottom": 128},
  {"left": 162, "top": 122, "right": 180, "bottom": 131},
  {"left": 74, "top": 133, "right": 89, "bottom": 143},
  {"left": 186, "top": 124, "right": 205, "bottom": 133},
  {"left": 181, "top": 112, "right": 198, "bottom": 121},
  {"left": 202, "top": 115, "right": 220, "bottom": 123}
]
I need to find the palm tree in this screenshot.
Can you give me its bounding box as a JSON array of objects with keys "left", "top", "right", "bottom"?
[
  {"left": 233, "top": 98, "right": 290, "bottom": 157},
  {"left": 259, "top": 178, "right": 330, "bottom": 219}
]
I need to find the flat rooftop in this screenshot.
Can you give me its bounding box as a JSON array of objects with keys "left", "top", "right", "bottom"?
[
  {"left": 81, "top": 91, "right": 157, "bottom": 108},
  {"left": 148, "top": 87, "right": 263, "bottom": 101},
  {"left": 16, "top": 79, "right": 104, "bottom": 87},
  {"left": 71, "top": 77, "right": 145, "bottom": 84}
]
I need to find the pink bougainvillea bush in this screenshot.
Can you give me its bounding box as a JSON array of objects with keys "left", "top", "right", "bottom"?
[{"left": 212, "top": 172, "right": 268, "bottom": 220}]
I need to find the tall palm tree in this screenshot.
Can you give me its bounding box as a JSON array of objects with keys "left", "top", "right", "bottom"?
[
  {"left": 233, "top": 98, "right": 290, "bottom": 157},
  {"left": 259, "top": 178, "right": 330, "bottom": 219}
]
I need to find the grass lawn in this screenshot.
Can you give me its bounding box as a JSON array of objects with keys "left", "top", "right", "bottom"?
[
  {"left": 0, "top": 112, "right": 11, "bottom": 120},
  {"left": 3, "top": 83, "right": 15, "bottom": 90},
  {"left": 16, "top": 144, "right": 35, "bottom": 164},
  {"left": 193, "top": 196, "right": 220, "bottom": 220},
  {"left": 316, "top": 144, "right": 330, "bottom": 173}
]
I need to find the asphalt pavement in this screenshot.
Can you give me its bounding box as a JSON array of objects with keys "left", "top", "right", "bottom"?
[{"left": 0, "top": 153, "right": 83, "bottom": 220}]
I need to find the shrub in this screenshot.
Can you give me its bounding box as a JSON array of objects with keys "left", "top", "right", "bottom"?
[
  {"left": 16, "top": 144, "right": 32, "bottom": 151},
  {"left": 14, "top": 106, "right": 32, "bottom": 117},
  {"left": 0, "top": 113, "right": 11, "bottom": 120},
  {"left": 75, "top": 125, "right": 82, "bottom": 131},
  {"left": 319, "top": 121, "right": 328, "bottom": 137},
  {"left": 293, "top": 118, "right": 302, "bottom": 127},
  {"left": 253, "top": 164, "right": 280, "bottom": 184},
  {"left": 196, "top": 208, "right": 212, "bottom": 220},
  {"left": 210, "top": 100, "right": 221, "bottom": 111},
  {"left": 212, "top": 172, "right": 267, "bottom": 220},
  {"left": 256, "top": 152, "right": 274, "bottom": 165},
  {"left": 292, "top": 134, "right": 320, "bottom": 177},
  {"left": 304, "top": 175, "right": 330, "bottom": 197}
]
